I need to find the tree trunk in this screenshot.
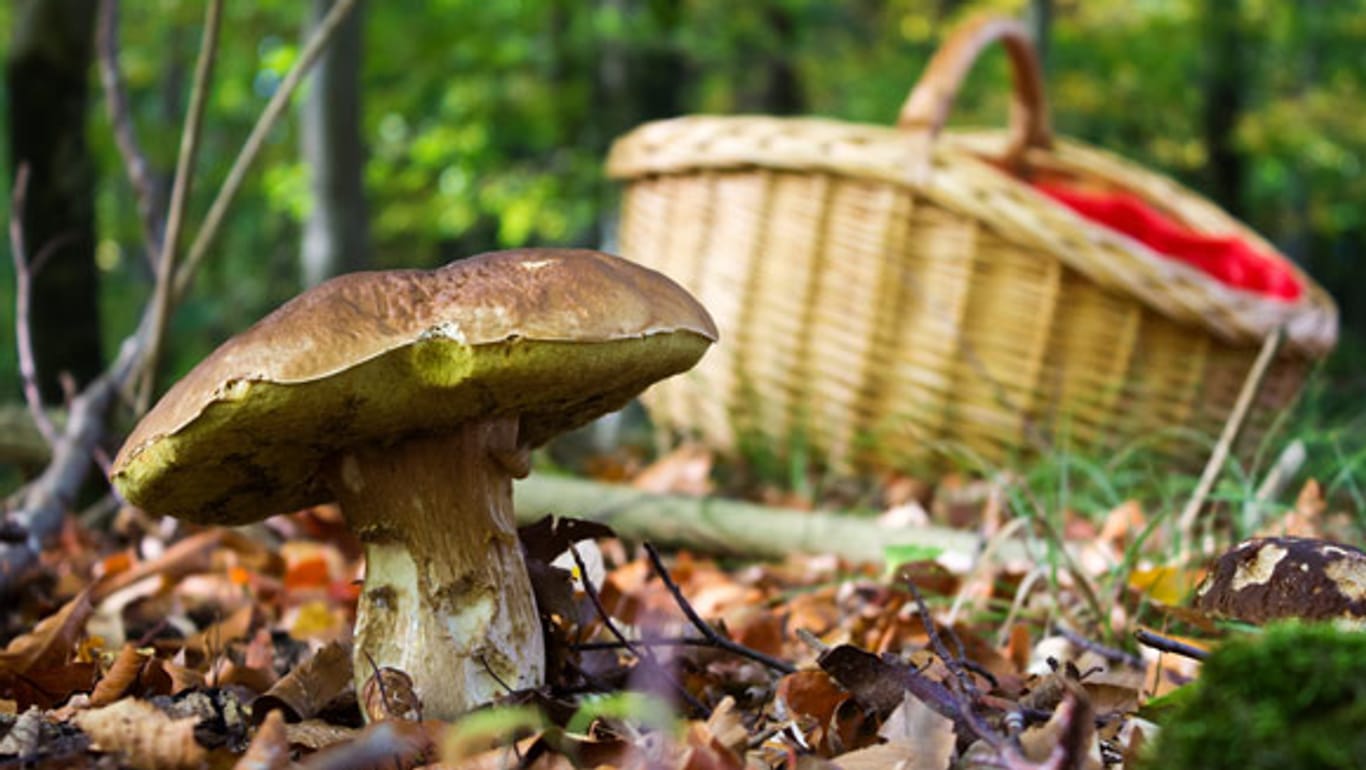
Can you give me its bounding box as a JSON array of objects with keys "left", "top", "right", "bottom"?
[
  {"left": 299, "top": 0, "right": 370, "bottom": 287},
  {"left": 759, "top": 3, "right": 804, "bottom": 115},
  {"left": 7, "top": 0, "right": 102, "bottom": 402},
  {"left": 1026, "top": 0, "right": 1053, "bottom": 73},
  {"left": 1202, "top": 0, "right": 1245, "bottom": 216}
]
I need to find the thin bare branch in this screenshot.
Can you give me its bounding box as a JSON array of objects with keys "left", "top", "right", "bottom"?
[
  {"left": 1, "top": 2, "right": 358, "bottom": 597},
  {"left": 8, "top": 166, "right": 57, "bottom": 447},
  {"left": 570, "top": 544, "right": 709, "bottom": 717},
  {"left": 173, "top": 0, "right": 360, "bottom": 303},
  {"left": 96, "top": 0, "right": 165, "bottom": 264},
  {"left": 137, "top": 0, "right": 224, "bottom": 412},
  {"left": 1177, "top": 326, "right": 1285, "bottom": 559},
  {"left": 1134, "top": 628, "right": 1208, "bottom": 662},
  {"left": 642, "top": 543, "right": 797, "bottom": 675}
]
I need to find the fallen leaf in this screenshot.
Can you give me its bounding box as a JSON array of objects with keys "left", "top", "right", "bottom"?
[
  {"left": 1019, "top": 695, "right": 1101, "bottom": 770},
  {"left": 0, "top": 587, "right": 93, "bottom": 674},
  {"left": 297, "top": 718, "right": 434, "bottom": 770},
  {"left": 362, "top": 666, "right": 423, "bottom": 722},
  {"left": 254, "top": 640, "right": 353, "bottom": 723},
  {"left": 632, "top": 443, "right": 713, "bottom": 496},
  {"left": 73, "top": 698, "right": 207, "bottom": 770},
  {"left": 183, "top": 603, "right": 259, "bottom": 660},
  {"left": 235, "top": 709, "right": 290, "bottom": 770},
  {"left": 89, "top": 644, "right": 152, "bottom": 707}
]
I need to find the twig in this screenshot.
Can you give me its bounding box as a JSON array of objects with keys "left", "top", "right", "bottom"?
[
  {"left": 573, "top": 638, "right": 742, "bottom": 652},
  {"left": 903, "top": 578, "right": 977, "bottom": 699},
  {"left": 137, "top": 0, "right": 223, "bottom": 412},
  {"left": 1052, "top": 624, "right": 1144, "bottom": 670},
  {"left": 173, "top": 0, "right": 360, "bottom": 303},
  {"left": 642, "top": 543, "right": 796, "bottom": 675},
  {"left": 570, "top": 545, "right": 651, "bottom": 662},
  {"left": 0, "top": 350, "right": 131, "bottom": 584},
  {"left": 1133, "top": 628, "right": 1208, "bottom": 662},
  {"left": 570, "top": 545, "right": 708, "bottom": 717},
  {"left": 8, "top": 167, "right": 57, "bottom": 447},
  {"left": 1177, "top": 327, "right": 1285, "bottom": 560},
  {"left": 96, "top": 0, "right": 164, "bottom": 263}
]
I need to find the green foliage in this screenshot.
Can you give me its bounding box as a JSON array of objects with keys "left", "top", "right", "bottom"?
[
  {"left": 1, "top": 0, "right": 1363, "bottom": 436},
  {"left": 1144, "top": 621, "right": 1366, "bottom": 770},
  {"left": 566, "top": 691, "right": 679, "bottom": 736}
]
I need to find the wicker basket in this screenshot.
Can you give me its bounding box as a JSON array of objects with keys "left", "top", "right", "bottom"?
[{"left": 606, "top": 15, "right": 1338, "bottom": 471}]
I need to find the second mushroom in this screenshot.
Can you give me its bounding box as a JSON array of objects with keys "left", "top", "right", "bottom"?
[{"left": 110, "top": 248, "right": 717, "bottom": 720}]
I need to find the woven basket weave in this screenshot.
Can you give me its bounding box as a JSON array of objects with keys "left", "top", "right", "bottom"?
[{"left": 606, "top": 16, "right": 1338, "bottom": 471}]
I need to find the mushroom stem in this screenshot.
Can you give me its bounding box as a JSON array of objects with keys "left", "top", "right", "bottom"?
[{"left": 326, "top": 417, "right": 544, "bottom": 720}]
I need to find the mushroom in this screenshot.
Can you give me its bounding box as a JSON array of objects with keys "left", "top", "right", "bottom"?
[
  {"left": 110, "top": 248, "right": 717, "bottom": 719},
  {"left": 1195, "top": 536, "right": 1366, "bottom": 625}
]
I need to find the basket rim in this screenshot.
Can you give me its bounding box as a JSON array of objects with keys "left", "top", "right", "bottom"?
[{"left": 606, "top": 114, "right": 1338, "bottom": 358}]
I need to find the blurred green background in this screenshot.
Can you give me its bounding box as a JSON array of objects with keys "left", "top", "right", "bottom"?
[{"left": 2, "top": 0, "right": 1363, "bottom": 408}]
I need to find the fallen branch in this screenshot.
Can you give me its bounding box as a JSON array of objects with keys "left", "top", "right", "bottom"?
[
  {"left": 0, "top": 404, "right": 55, "bottom": 466},
  {"left": 513, "top": 474, "right": 1026, "bottom": 566},
  {"left": 1176, "top": 326, "right": 1285, "bottom": 560}
]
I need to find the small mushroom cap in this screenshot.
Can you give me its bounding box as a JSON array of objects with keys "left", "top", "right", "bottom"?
[
  {"left": 1194, "top": 536, "right": 1366, "bottom": 624},
  {"left": 111, "top": 249, "right": 717, "bottom": 525}
]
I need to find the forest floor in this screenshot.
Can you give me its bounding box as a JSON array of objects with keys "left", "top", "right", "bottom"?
[{"left": 0, "top": 441, "right": 1349, "bottom": 770}]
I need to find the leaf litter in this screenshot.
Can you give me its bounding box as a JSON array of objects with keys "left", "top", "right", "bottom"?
[{"left": 0, "top": 447, "right": 1354, "bottom": 769}]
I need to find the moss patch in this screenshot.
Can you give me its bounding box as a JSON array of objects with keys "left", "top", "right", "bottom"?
[{"left": 1145, "top": 621, "right": 1366, "bottom": 770}]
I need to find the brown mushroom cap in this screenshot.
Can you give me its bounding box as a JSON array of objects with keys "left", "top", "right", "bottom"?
[
  {"left": 111, "top": 248, "right": 717, "bottom": 525},
  {"left": 1194, "top": 536, "right": 1366, "bottom": 624}
]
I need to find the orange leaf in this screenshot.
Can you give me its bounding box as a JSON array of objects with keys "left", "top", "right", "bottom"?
[{"left": 284, "top": 556, "right": 332, "bottom": 591}]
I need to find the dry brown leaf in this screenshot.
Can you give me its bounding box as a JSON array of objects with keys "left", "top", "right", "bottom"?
[
  {"left": 679, "top": 719, "right": 746, "bottom": 770},
  {"left": 362, "top": 666, "right": 423, "bottom": 722},
  {"left": 775, "top": 669, "right": 877, "bottom": 755},
  {"left": 254, "top": 640, "right": 353, "bottom": 723},
  {"left": 234, "top": 709, "right": 290, "bottom": 770},
  {"left": 878, "top": 693, "right": 955, "bottom": 760},
  {"left": 832, "top": 742, "right": 948, "bottom": 770},
  {"left": 1019, "top": 696, "right": 1101, "bottom": 770},
  {"left": 0, "top": 587, "right": 93, "bottom": 674},
  {"left": 184, "top": 603, "right": 259, "bottom": 659},
  {"left": 631, "top": 443, "right": 713, "bottom": 496},
  {"left": 73, "top": 698, "right": 207, "bottom": 770},
  {"left": 704, "top": 696, "right": 749, "bottom": 757},
  {"left": 159, "top": 656, "right": 207, "bottom": 694},
  {"left": 420, "top": 736, "right": 566, "bottom": 770},
  {"left": 285, "top": 719, "right": 359, "bottom": 751},
  {"left": 297, "top": 719, "right": 435, "bottom": 770},
  {"left": 89, "top": 643, "right": 151, "bottom": 707}
]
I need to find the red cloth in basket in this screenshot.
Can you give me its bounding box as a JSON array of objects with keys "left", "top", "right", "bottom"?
[{"left": 1036, "top": 182, "right": 1301, "bottom": 301}]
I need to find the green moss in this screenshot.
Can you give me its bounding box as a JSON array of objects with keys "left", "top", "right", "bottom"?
[{"left": 1145, "top": 621, "right": 1366, "bottom": 770}]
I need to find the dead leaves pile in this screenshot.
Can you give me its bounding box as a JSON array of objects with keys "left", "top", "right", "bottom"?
[{"left": 0, "top": 466, "right": 1351, "bottom": 769}]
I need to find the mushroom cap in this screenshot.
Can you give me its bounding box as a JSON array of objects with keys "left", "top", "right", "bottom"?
[
  {"left": 1194, "top": 536, "right": 1366, "bottom": 624},
  {"left": 111, "top": 249, "right": 717, "bottom": 525}
]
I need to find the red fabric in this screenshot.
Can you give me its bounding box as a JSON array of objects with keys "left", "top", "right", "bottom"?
[{"left": 1034, "top": 181, "right": 1302, "bottom": 301}]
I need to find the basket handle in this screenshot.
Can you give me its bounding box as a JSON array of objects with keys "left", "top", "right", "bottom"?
[{"left": 897, "top": 14, "right": 1053, "bottom": 162}]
